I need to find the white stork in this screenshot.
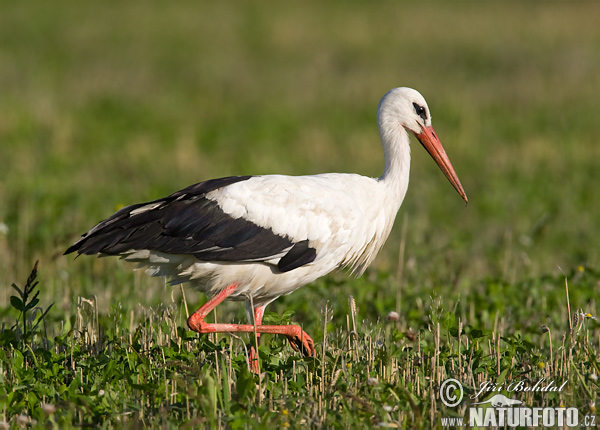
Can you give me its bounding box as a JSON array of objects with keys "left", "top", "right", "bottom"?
[{"left": 66, "top": 87, "right": 467, "bottom": 370}]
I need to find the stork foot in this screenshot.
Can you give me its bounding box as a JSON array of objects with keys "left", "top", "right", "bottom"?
[{"left": 285, "top": 327, "right": 315, "bottom": 356}]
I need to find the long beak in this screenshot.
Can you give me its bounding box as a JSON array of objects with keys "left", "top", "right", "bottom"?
[{"left": 415, "top": 126, "right": 468, "bottom": 203}]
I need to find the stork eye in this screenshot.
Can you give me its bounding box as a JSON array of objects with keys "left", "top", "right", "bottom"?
[{"left": 412, "top": 103, "right": 427, "bottom": 121}]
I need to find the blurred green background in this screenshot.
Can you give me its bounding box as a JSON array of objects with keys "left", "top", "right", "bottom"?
[{"left": 1, "top": 1, "right": 599, "bottom": 316}]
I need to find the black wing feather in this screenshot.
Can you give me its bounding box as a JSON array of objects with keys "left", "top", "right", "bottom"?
[
  {"left": 65, "top": 175, "right": 317, "bottom": 272},
  {"left": 277, "top": 240, "right": 317, "bottom": 272}
]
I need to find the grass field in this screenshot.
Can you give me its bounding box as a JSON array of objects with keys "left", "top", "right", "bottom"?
[{"left": 1, "top": 1, "right": 600, "bottom": 428}]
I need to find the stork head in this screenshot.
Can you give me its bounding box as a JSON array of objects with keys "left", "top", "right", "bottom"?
[{"left": 378, "top": 87, "right": 468, "bottom": 203}]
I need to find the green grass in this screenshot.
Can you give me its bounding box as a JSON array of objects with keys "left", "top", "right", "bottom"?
[{"left": 1, "top": 1, "right": 600, "bottom": 428}]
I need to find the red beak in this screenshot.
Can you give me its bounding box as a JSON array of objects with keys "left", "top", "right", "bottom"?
[{"left": 415, "top": 126, "right": 468, "bottom": 203}]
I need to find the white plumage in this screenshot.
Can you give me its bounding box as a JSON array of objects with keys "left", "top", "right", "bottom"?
[
  {"left": 127, "top": 174, "right": 398, "bottom": 302},
  {"left": 66, "top": 87, "right": 467, "bottom": 365}
]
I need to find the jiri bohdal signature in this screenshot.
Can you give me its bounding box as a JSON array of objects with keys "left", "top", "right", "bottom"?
[{"left": 470, "top": 377, "right": 568, "bottom": 400}]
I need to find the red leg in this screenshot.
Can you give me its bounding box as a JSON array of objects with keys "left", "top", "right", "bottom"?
[
  {"left": 253, "top": 305, "right": 265, "bottom": 327},
  {"left": 187, "top": 284, "right": 238, "bottom": 330},
  {"left": 250, "top": 305, "right": 314, "bottom": 356},
  {"left": 187, "top": 284, "right": 316, "bottom": 360},
  {"left": 248, "top": 306, "right": 265, "bottom": 373}
]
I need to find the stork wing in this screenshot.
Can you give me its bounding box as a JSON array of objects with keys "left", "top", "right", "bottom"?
[{"left": 65, "top": 176, "right": 316, "bottom": 272}]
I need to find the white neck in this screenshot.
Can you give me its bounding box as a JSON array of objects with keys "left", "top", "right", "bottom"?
[
  {"left": 346, "top": 116, "right": 412, "bottom": 275},
  {"left": 377, "top": 115, "right": 411, "bottom": 207}
]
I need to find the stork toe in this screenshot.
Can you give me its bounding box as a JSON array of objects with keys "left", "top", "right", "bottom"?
[{"left": 285, "top": 328, "right": 315, "bottom": 356}]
